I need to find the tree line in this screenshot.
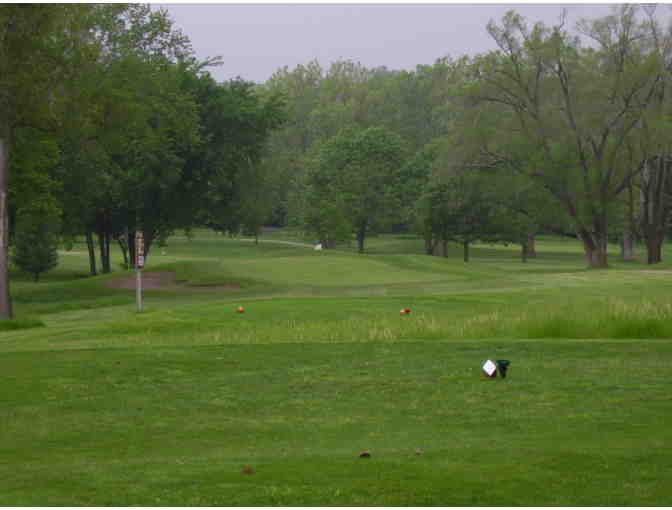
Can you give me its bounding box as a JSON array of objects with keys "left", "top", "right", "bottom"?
[
  {"left": 1, "top": 4, "right": 284, "bottom": 318},
  {"left": 258, "top": 5, "right": 672, "bottom": 267},
  {"left": 4, "top": 5, "right": 672, "bottom": 320}
]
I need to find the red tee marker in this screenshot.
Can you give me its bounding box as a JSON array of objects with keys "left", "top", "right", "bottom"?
[{"left": 237, "top": 306, "right": 245, "bottom": 313}]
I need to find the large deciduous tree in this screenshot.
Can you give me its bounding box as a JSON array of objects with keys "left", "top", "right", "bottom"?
[
  {"left": 470, "top": 7, "right": 663, "bottom": 268},
  {"left": 623, "top": 6, "right": 672, "bottom": 264},
  {"left": 57, "top": 5, "right": 200, "bottom": 274},
  {"left": 193, "top": 77, "right": 286, "bottom": 236},
  {"left": 1, "top": 4, "right": 101, "bottom": 318}
]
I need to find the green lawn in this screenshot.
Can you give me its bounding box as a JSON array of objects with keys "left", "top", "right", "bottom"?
[{"left": 2, "top": 232, "right": 672, "bottom": 505}]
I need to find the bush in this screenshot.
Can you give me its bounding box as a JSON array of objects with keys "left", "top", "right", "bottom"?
[{"left": 11, "top": 201, "right": 60, "bottom": 282}]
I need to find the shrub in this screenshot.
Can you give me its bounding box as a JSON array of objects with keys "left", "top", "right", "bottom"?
[{"left": 11, "top": 200, "right": 60, "bottom": 282}]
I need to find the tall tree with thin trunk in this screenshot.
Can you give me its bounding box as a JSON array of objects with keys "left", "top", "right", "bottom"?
[{"left": 0, "top": 4, "right": 98, "bottom": 318}]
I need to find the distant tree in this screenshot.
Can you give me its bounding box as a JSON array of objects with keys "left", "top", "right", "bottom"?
[
  {"left": 443, "top": 170, "right": 502, "bottom": 263},
  {"left": 194, "top": 78, "right": 286, "bottom": 237},
  {"left": 296, "top": 162, "right": 352, "bottom": 249},
  {"left": 400, "top": 140, "right": 440, "bottom": 233},
  {"left": 303, "top": 126, "right": 406, "bottom": 253},
  {"left": 239, "top": 158, "right": 275, "bottom": 244},
  {"left": 416, "top": 180, "right": 453, "bottom": 256},
  {"left": 12, "top": 199, "right": 60, "bottom": 282}
]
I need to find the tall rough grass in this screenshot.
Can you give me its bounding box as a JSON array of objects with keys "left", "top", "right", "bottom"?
[
  {"left": 201, "top": 299, "right": 672, "bottom": 345},
  {"left": 459, "top": 299, "right": 672, "bottom": 339}
]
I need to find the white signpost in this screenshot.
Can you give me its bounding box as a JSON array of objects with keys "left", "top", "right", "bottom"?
[{"left": 135, "top": 231, "right": 144, "bottom": 313}]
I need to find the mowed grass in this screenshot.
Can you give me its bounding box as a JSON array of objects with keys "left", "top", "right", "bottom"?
[{"left": 2, "top": 231, "right": 672, "bottom": 505}]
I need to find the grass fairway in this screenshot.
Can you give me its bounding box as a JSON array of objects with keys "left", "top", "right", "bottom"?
[{"left": 2, "top": 232, "right": 672, "bottom": 505}]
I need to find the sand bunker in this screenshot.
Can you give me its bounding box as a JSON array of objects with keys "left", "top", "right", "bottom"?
[{"left": 106, "top": 271, "right": 240, "bottom": 292}]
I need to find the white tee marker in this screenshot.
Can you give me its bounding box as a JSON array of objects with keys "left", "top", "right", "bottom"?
[{"left": 482, "top": 359, "right": 498, "bottom": 378}]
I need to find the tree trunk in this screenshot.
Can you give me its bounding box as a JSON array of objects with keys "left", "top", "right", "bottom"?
[
  {"left": 441, "top": 239, "right": 448, "bottom": 257},
  {"left": 520, "top": 242, "right": 527, "bottom": 263},
  {"left": 577, "top": 222, "right": 609, "bottom": 268},
  {"left": 645, "top": 233, "right": 664, "bottom": 264},
  {"left": 117, "top": 236, "right": 128, "bottom": 269},
  {"left": 621, "top": 230, "right": 635, "bottom": 261},
  {"left": 0, "top": 129, "right": 13, "bottom": 319},
  {"left": 356, "top": 228, "right": 365, "bottom": 254},
  {"left": 424, "top": 237, "right": 434, "bottom": 255},
  {"left": 86, "top": 230, "right": 97, "bottom": 276},
  {"left": 641, "top": 222, "right": 666, "bottom": 265},
  {"left": 143, "top": 230, "right": 154, "bottom": 258},
  {"left": 105, "top": 231, "right": 111, "bottom": 270},
  {"left": 622, "top": 176, "right": 636, "bottom": 262},
  {"left": 97, "top": 231, "right": 105, "bottom": 273},
  {"left": 127, "top": 230, "right": 136, "bottom": 268},
  {"left": 581, "top": 236, "right": 608, "bottom": 268},
  {"left": 639, "top": 155, "right": 672, "bottom": 265},
  {"left": 524, "top": 234, "right": 536, "bottom": 258},
  {"left": 98, "top": 230, "right": 111, "bottom": 274},
  {"left": 463, "top": 241, "right": 470, "bottom": 263}
]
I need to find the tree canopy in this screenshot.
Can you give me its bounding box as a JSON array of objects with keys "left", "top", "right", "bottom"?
[{"left": 6, "top": 5, "right": 672, "bottom": 320}]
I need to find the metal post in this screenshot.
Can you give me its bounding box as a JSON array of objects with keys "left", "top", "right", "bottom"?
[
  {"left": 135, "top": 230, "right": 144, "bottom": 313},
  {"left": 136, "top": 266, "right": 143, "bottom": 313}
]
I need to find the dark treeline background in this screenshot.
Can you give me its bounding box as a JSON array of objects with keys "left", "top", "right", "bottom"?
[
  {"left": 3, "top": 4, "right": 672, "bottom": 318},
  {"left": 260, "top": 5, "right": 672, "bottom": 269}
]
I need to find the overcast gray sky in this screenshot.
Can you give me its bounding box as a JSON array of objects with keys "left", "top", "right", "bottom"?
[{"left": 161, "top": 3, "right": 631, "bottom": 83}]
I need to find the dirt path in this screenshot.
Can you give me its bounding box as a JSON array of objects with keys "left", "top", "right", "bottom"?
[
  {"left": 239, "top": 238, "right": 315, "bottom": 249},
  {"left": 105, "top": 271, "right": 240, "bottom": 292}
]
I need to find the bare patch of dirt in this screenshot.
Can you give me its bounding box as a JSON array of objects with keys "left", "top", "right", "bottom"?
[{"left": 105, "top": 271, "right": 240, "bottom": 292}]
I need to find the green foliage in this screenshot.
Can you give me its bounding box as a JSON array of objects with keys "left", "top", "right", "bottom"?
[
  {"left": 301, "top": 126, "right": 406, "bottom": 252},
  {"left": 262, "top": 57, "right": 469, "bottom": 230},
  {"left": 417, "top": 161, "right": 504, "bottom": 260},
  {"left": 8, "top": 126, "right": 62, "bottom": 242},
  {"left": 196, "top": 77, "right": 286, "bottom": 235},
  {"left": 12, "top": 199, "right": 61, "bottom": 282},
  {"left": 463, "top": 7, "right": 667, "bottom": 266},
  {"left": 415, "top": 180, "right": 453, "bottom": 254},
  {"left": 399, "top": 141, "right": 439, "bottom": 207}
]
